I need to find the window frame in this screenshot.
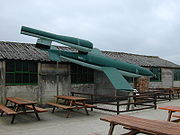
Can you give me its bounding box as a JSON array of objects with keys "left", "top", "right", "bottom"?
[
  {"left": 70, "top": 64, "right": 94, "bottom": 84},
  {"left": 174, "top": 69, "right": 180, "bottom": 81},
  {"left": 5, "top": 60, "right": 38, "bottom": 86},
  {"left": 150, "top": 67, "right": 162, "bottom": 82}
]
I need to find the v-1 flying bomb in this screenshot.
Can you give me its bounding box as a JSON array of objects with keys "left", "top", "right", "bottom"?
[{"left": 21, "top": 26, "right": 153, "bottom": 91}]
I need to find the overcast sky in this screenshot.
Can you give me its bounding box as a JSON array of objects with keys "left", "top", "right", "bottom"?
[{"left": 0, "top": 0, "right": 180, "bottom": 65}]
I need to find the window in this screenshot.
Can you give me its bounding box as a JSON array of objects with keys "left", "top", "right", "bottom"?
[
  {"left": 6, "top": 60, "right": 38, "bottom": 85},
  {"left": 150, "top": 67, "right": 161, "bottom": 82},
  {"left": 174, "top": 69, "right": 180, "bottom": 81},
  {"left": 71, "top": 64, "right": 94, "bottom": 84}
]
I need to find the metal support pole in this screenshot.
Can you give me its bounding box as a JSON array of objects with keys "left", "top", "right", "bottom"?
[
  {"left": 115, "top": 89, "right": 117, "bottom": 96},
  {"left": 126, "top": 91, "right": 134, "bottom": 111},
  {"left": 56, "top": 62, "right": 59, "bottom": 96}
]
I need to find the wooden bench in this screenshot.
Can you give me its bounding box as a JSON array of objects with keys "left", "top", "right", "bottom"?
[
  {"left": 172, "top": 114, "right": 180, "bottom": 122},
  {"left": 0, "top": 104, "right": 17, "bottom": 116},
  {"left": 47, "top": 102, "right": 75, "bottom": 118},
  {"left": 159, "top": 106, "right": 180, "bottom": 121},
  {"left": 47, "top": 102, "right": 75, "bottom": 109},
  {"left": 100, "top": 114, "right": 180, "bottom": 135},
  {"left": 74, "top": 102, "right": 96, "bottom": 108},
  {"left": 25, "top": 105, "right": 48, "bottom": 112},
  {"left": 0, "top": 104, "right": 17, "bottom": 124},
  {"left": 173, "top": 114, "right": 180, "bottom": 118}
]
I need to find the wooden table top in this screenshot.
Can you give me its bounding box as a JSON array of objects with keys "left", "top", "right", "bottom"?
[
  {"left": 5, "top": 97, "right": 36, "bottom": 105},
  {"left": 159, "top": 106, "right": 180, "bottom": 112},
  {"left": 55, "top": 95, "right": 87, "bottom": 101},
  {"left": 100, "top": 114, "right": 180, "bottom": 135}
]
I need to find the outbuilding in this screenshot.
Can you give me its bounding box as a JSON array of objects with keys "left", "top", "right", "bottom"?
[{"left": 0, "top": 41, "right": 179, "bottom": 104}]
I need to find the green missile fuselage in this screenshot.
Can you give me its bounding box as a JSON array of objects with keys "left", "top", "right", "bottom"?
[
  {"left": 20, "top": 26, "right": 154, "bottom": 91},
  {"left": 21, "top": 26, "right": 153, "bottom": 77},
  {"left": 52, "top": 50, "right": 153, "bottom": 76}
]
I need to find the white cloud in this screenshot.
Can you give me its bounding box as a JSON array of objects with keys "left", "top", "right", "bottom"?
[{"left": 0, "top": 0, "right": 180, "bottom": 65}]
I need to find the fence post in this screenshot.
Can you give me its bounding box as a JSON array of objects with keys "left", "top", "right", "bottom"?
[
  {"left": 133, "top": 93, "right": 137, "bottom": 107},
  {"left": 91, "top": 95, "right": 94, "bottom": 111},
  {"left": 154, "top": 94, "right": 157, "bottom": 109},
  {"left": 169, "top": 90, "right": 171, "bottom": 101},
  {"left": 117, "top": 100, "right": 119, "bottom": 115}
]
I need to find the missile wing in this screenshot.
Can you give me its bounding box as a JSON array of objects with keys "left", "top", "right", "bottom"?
[
  {"left": 46, "top": 48, "right": 142, "bottom": 91},
  {"left": 20, "top": 26, "right": 153, "bottom": 91},
  {"left": 60, "top": 53, "right": 139, "bottom": 91},
  {"left": 102, "top": 67, "right": 133, "bottom": 91}
]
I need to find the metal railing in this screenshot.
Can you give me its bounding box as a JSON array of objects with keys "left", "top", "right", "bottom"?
[
  {"left": 71, "top": 88, "right": 180, "bottom": 114},
  {"left": 71, "top": 91, "right": 157, "bottom": 114}
]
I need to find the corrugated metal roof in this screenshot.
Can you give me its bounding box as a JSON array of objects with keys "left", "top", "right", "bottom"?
[
  {"left": 0, "top": 41, "right": 49, "bottom": 61},
  {"left": 0, "top": 41, "right": 179, "bottom": 68},
  {"left": 103, "top": 51, "right": 180, "bottom": 68}
]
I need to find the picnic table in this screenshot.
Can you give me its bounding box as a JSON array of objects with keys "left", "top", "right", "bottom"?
[
  {"left": 0, "top": 97, "right": 47, "bottom": 123},
  {"left": 47, "top": 95, "right": 96, "bottom": 118},
  {"left": 159, "top": 105, "right": 180, "bottom": 121},
  {"left": 100, "top": 114, "right": 180, "bottom": 135}
]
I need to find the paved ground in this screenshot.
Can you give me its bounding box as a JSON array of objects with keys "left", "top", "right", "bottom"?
[{"left": 0, "top": 99, "right": 179, "bottom": 135}]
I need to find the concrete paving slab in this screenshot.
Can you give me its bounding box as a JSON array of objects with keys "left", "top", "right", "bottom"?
[{"left": 0, "top": 99, "right": 179, "bottom": 135}]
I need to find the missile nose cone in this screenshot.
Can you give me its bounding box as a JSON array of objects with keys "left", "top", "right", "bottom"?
[
  {"left": 144, "top": 69, "right": 154, "bottom": 76},
  {"left": 138, "top": 67, "right": 154, "bottom": 76},
  {"left": 147, "top": 70, "right": 154, "bottom": 76}
]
